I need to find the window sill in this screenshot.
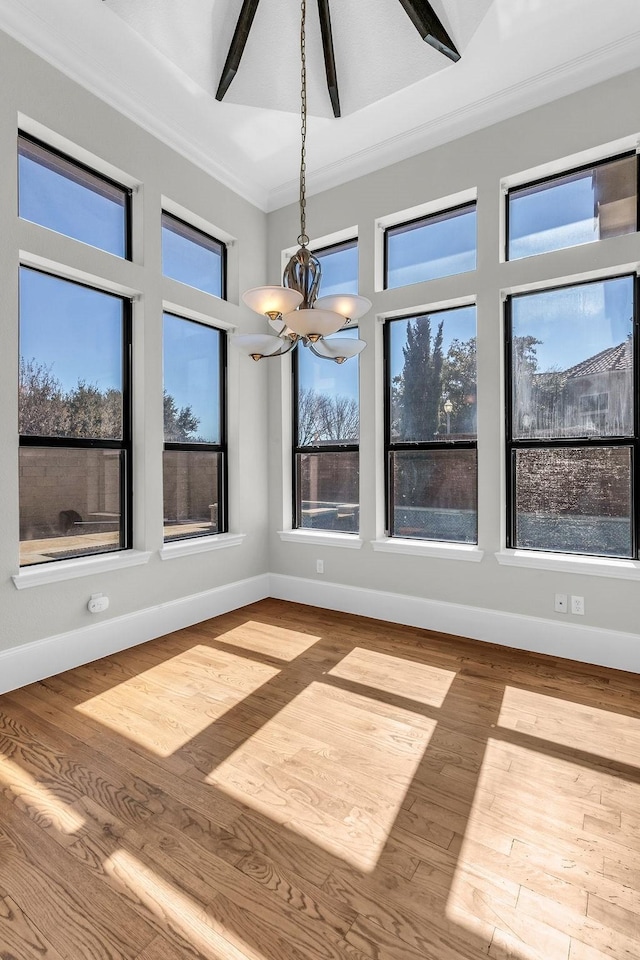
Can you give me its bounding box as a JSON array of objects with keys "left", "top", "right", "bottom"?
[
  {"left": 12, "top": 549, "right": 152, "bottom": 590},
  {"left": 159, "top": 532, "right": 245, "bottom": 560},
  {"left": 278, "top": 530, "right": 364, "bottom": 549},
  {"left": 373, "top": 538, "right": 484, "bottom": 561},
  {"left": 495, "top": 549, "right": 640, "bottom": 580}
]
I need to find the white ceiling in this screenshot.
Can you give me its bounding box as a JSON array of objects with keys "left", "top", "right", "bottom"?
[{"left": 2, "top": 0, "right": 640, "bottom": 211}]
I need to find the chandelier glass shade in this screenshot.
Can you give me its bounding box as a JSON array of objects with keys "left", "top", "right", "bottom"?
[{"left": 232, "top": 0, "right": 370, "bottom": 365}]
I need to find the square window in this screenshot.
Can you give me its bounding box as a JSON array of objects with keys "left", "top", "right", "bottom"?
[
  {"left": 162, "top": 212, "right": 225, "bottom": 298},
  {"left": 385, "top": 203, "right": 476, "bottom": 289}
]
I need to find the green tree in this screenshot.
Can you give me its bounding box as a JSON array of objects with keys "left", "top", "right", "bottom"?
[
  {"left": 394, "top": 316, "right": 444, "bottom": 440},
  {"left": 441, "top": 336, "right": 477, "bottom": 435},
  {"left": 163, "top": 391, "right": 199, "bottom": 441},
  {"left": 19, "top": 358, "right": 67, "bottom": 437},
  {"left": 67, "top": 380, "right": 122, "bottom": 439}
]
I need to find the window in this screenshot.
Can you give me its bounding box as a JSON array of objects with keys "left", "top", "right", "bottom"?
[
  {"left": 384, "top": 202, "right": 476, "bottom": 289},
  {"left": 505, "top": 275, "right": 637, "bottom": 558},
  {"left": 385, "top": 305, "right": 477, "bottom": 543},
  {"left": 18, "top": 134, "right": 131, "bottom": 258},
  {"left": 507, "top": 153, "right": 637, "bottom": 260},
  {"left": 293, "top": 241, "right": 360, "bottom": 533},
  {"left": 19, "top": 267, "right": 132, "bottom": 566},
  {"left": 162, "top": 212, "right": 226, "bottom": 298},
  {"left": 163, "top": 313, "right": 226, "bottom": 541}
]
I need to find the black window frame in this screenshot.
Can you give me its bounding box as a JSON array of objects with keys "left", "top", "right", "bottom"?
[
  {"left": 505, "top": 151, "right": 639, "bottom": 262},
  {"left": 163, "top": 312, "right": 228, "bottom": 540},
  {"left": 18, "top": 265, "right": 133, "bottom": 565},
  {"left": 18, "top": 132, "right": 133, "bottom": 260},
  {"left": 383, "top": 306, "right": 478, "bottom": 541},
  {"left": 292, "top": 238, "right": 360, "bottom": 531},
  {"left": 504, "top": 273, "right": 640, "bottom": 558},
  {"left": 161, "top": 211, "right": 227, "bottom": 301},
  {"left": 383, "top": 200, "right": 477, "bottom": 291}
]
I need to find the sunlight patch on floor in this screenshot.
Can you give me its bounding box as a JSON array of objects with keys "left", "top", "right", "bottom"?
[
  {"left": 0, "top": 755, "right": 85, "bottom": 834},
  {"left": 445, "top": 737, "right": 607, "bottom": 959},
  {"left": 498, "top": 686, "right": 640, "bottom": 766},
  {"left": 206, "top": 620, "right": 321, "bottom": 661},
  {"left": 206, "top": 679, "right": 437, "bottom": 872},
  {"left": 74, "top": 644, "right": 280, "bottom": 756},
  {"left": 328, "top": 646, "right": 455, "bottom": 707},
  {"left": 105, "top": 849, "right": 261, "bottom": 960}
]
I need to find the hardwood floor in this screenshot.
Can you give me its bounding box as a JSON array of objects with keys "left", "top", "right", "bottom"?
[{"left": 0, "top": 598, "right": 639, "bottom": 959}]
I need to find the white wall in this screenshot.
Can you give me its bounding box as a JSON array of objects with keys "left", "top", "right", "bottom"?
[
  {"left": 267, "top": 68, "right": 640, "bottom": 644},
  {"left": 0, "top": 30, "right": 269, "bottom": 651},
  {"left": 1, "top": 28, "right": 638, "bottom": 683}
]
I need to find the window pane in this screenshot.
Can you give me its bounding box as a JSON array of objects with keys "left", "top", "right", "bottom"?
[
  {"left": 296, "top": 451, "right": 359, "bottom": 532},
  {"left": 514, "top": 447, "right": 632, "bottom": 557},
  {"left": 19, "top": 136, "right": 128, "bottom": 257},
  {"left": 390, "top": 449, "right": 477, "bottom": 543},
  {"left": 296, "top": 329, "right": 360, "bottom": 445},
  {"left": 389, "top": 306, "right": 476, "bottom": 443},
  {"left": 19, "top": 268, "right": 125, "bottom": 440},
  {"left": 19, "top": 447, "right": 123, "bottom": 566},
  {"left": 162, "top": 213, "right": 224, "bottom": 297},
  {"left": 386, "top": 204, "right": 476, "bottom": 289},
  {"left": 163, "top": 314, "right": 221, "bottom": 444},
  {"left": 316, "top": 241, "right": 358, "bottom": 296},
  {"left": 163, "top": 450, "right": 221, "bottom": 541},
  {"left": 511, "top": 278, "right": 633, "bottom": 439},
  {"left": 508, "top": 155, "right": 637, "bottom": 260}
]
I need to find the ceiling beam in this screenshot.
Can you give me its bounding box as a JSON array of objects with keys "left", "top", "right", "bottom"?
[
  {"left": 216, "top": 0, "right": 261, "bottom": 102},
  {"left": 396, "top": 0, "right": 460, "bottom": 62},
  {"left": 317, "top": 0, "right": 341, "bottom": 118}
]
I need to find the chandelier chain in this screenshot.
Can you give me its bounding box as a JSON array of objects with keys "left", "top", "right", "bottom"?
[{"left": 298, "top": 0, "right": 308, "bottom": 246}]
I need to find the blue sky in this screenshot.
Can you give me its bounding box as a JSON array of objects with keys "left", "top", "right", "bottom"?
[
  {"left": 19, "top": 147, "right": 126, "bottom": 257},
  {"left": 162, "top": 219, "right": 223, "bottom": 297},
  {"left": 19, "top": 151, "right": 634, "bottom": 412},
  {"left": 297, "top": 244, "right": 360, "bottom": 403},
  {"left": 20, "top": 267, "right": 123, "bottom": 394},
  {"left": 387, "top": 207, "right": 476, "bottom": 289},
  {"left": 163, "top": 313, "right": 220, "bottom": 443},
  {"left": 512, "top": 276, "right": 633, "bottom": 372}
]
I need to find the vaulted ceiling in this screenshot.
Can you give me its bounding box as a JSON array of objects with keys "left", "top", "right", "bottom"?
[{"left": 2, "top": 1, "right": 640, "bottom": 210}]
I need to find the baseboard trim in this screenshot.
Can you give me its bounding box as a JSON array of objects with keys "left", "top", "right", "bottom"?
[
  {"left": 269, "top": 573, "right": 640, "bottom": 674},
  {"left": 0, "top": 574, "right": 270, "bottom": 695},
  {"left": 2, "top": 571, "right": 637, "bottom": 694}
]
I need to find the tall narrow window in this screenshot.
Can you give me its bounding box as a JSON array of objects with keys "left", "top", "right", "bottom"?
[
  {"left": 18, "top": 134, "right": 130, "bottom": 258},
  {"left": 19, "top": 267, "right": 132, "bottom": 566},
  {"left": 293, "top": 241, "right": 360, "bottom": 533},
  {"left": 385, "top": 305, "right": 477, "bottom": 542},
  {"left": 506, "top": 275, "right": 637, "bottom": 558},
  {"left": 507, "top": 154, "right": 638, "bottom": 260},
  {"left": 163, "top": 313, "right": 226, "bottom": 541},
  {"left": 162, "top": 212, "right": 226, "bottom": 298},
  {"left": 385, "top": 202, "right": 476, "bottom": 289}
]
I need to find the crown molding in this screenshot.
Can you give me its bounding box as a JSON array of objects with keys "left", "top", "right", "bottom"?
[
  {"left": 3, "top": 4, "right": 640, "bottom": 214},
  {"left": 266, "top": 29, "right": 640, "bottom": 211},
  {"left": 0, "top": 2, "right": 271, "bottom": 211}
]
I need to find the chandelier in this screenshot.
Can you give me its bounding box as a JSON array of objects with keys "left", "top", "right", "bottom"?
[{"left": 231, "top": 0, "right": 371, "bottom": 364}]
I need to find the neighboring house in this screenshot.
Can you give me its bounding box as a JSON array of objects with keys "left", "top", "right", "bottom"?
[{"left": 562, "top": 337, "right": 633, "bottom": 435}]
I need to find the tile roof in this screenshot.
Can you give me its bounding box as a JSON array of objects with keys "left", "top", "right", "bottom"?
[{"left": 564, "top": 338, "right": 632, "bottom": 379}]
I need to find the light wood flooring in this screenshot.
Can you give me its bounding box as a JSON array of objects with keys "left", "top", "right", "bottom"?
[{"left": 0, "top": 598, "right": 639, "bottom": 959}]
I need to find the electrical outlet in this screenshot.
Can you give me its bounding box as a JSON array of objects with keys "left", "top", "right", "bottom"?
[
  {"left": 554, "top": 593, "right": 568, "bottom": 614},
  {"left": 88, "top": 593, "right": 109, "bottom": 614},
  {"left": 571, "top": 595, "right": 585, "bottom": 615},
  {"left": 316, "top": 559, "right": 324, "bottom": 574}
]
